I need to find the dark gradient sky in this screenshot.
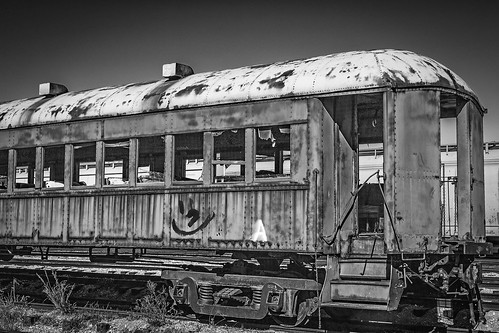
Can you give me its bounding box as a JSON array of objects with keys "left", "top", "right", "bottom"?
[{"left": 1, "top": 1, "right": 497, "bottom": 141}]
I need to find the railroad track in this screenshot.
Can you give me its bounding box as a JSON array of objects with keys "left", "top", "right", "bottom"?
[
  {"left": 0, "top": 256, "right": 477, "bottom": 332},
  {"left": 477, "top": 257, "right": 499, "bottom": 312}
]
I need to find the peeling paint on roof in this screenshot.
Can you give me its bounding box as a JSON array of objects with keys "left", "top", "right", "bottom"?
[{"left": 0, "top": 49, "right": 482, "bottom": 130}]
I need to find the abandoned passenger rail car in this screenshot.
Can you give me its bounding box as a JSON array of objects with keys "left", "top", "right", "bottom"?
[{"left": 0, "top": 49, "right": 491, "bottom": 327}]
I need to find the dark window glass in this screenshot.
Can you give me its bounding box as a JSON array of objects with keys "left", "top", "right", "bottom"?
[
  {"left": 73, "top": 143, "right": 96, "bottom": 186},
  {"left": 174, "top": 133, "right": 203, "bottom": 182},
  {"left": 138, "top": 136, "right": 165, "bottom": 184},
  {"left": 213, "top": 129, "right": 244, "bottom": 183},
  {"left": 15, "top": 148, "right": 36, "bottom": 189},
  {"left": 255, "top": 126, "right": 291, "bottom": 178},
  {"left": 43, "top": 145, "right": 65, "bottom": 189}
]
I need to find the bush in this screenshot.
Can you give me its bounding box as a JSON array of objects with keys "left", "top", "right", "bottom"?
[
  {"left": 134, "top": 281, "right": 177, "bottom": 325},
  {"left": 37, "top": 270, "right": 75, "bottom": 314}
]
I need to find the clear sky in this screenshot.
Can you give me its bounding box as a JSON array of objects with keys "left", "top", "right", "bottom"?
[{"left": 1, "top": 1, "right": 497, "bottom": 142}]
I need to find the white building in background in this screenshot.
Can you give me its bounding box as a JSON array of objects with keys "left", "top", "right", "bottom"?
[{"left": 359, "top": 142, "right": 499, "bottom": 237}]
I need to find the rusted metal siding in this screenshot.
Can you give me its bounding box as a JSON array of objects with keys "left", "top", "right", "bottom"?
[
  {"left": 168, "top": 188, "right": 310, "bottom": 251},
  {"left": 470, "top": 103, "right": 486, "bottom": 240},
  {"left": 0, "top": 50, "right": 481, "bottom": 131},
  {"left": 131, "top": 194, "right": 164, "bottom": 241},
  {"left": 307, "top": 100, "right": 323, "bottom": 250},
  {"left": 0, "top": 199, "right": 9, "bottom": 237},
  {"left": 68, "top": 196, "right": 97, "bottom": 239},
  {"left": 38, "top": 197, "right": 64, "bottom": 238},
  {"left": 101, "top": 195, "right": 128, "bottom": 239},
  {"left": 248, "top": 189, "right": 309, "bottom": 249},
  {"left": 457, "top": 101, "right": 486, "bottom": 241},
  {"left": 290, "top": 123, "right": 308, "bottom": 183},
  {"left": 321, "top": 112, "right": 337, "bottom": 252},
  {"left": 388, "top": 91, "right": 441, "bottom": 253},
  {"left": 336, "top": 128, "right": 356, "bottom": 255},
  {"left": 9, "top": 198, "right": 34, "bottom": 238}
]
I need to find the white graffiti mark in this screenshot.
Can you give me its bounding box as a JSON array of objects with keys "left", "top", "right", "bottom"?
[{"left": 251, "top": 219, "right": 268, "bottom": 242}]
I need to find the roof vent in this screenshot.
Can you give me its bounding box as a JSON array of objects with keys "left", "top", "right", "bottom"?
[
  {"left": 39, "top": 82, "right": 68, "bottom": 96},
  {"left": 162, "top": 63, "right": 194, "bottom": 79}
]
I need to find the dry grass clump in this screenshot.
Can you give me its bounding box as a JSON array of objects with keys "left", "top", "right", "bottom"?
[
  {"left": 37, "top": 270, "right": 75, "bottom": 314},
  {"left": 134, "top": 280, "right": 178, "bottom": 326}
]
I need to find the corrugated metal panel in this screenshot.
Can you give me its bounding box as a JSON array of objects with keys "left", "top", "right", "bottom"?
[
  {"left": 39, "top": 197, "right": 64, "bottom": 238},
  {"left": 168, "top": 189, "right": 309, "bottom": 251},
  {"left": 10, "top": 198, "right": 34, "bottom": 237},
  {"left": 101, "top": 195, "right": 128, "bottom": 238},
  {"left": 132, "top": 194, "right": 164, "bottom": 240},
  {"left": 208, "top": 191, "right": 245, "bottom": 241},
  {"left": 0, "top": 49, "right": 482, "bottom": 130},
  {"left": 68, "top": 196, "right": 97, "bottom": 239},
  {"left": 248, "top": 189, "right": 310, "bottom": 250}
]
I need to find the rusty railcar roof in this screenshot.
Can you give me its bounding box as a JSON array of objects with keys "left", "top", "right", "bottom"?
[{"left": 0, "top": 49, "right": 481, "bottom": 130}]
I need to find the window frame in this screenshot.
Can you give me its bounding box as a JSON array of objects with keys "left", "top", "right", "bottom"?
[
  {"left": 71, "top": 141, "right": 99, "bottom": 189},
  {"left": 172, "top": 132, "right": 204, "bottom": 186},
  {"left": 253, "top": 125, "right": 292, "bottom": 183},
  {"left": 13, "top": 147, "right": 37, "bottom": 192},
  {"left": 102, "top": 139, "right": 132, "bottom": 188},
  {"left": 41, "top": 144, "right": 67, "bottom": 191}
]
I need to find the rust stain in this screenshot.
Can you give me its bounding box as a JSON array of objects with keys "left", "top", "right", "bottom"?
[
  {"left": 175, "top": 84, "right": 209, "bottom": 97},
  {"left": 259, "top": 69, "right": 294, "bottom": 89},
  {"left": 69, "top": 103, "right": 94, "bottom": 118}
]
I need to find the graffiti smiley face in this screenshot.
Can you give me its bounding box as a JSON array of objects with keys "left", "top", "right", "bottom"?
[{"left": 172, "top": 198, "right": 215, "bottom": 236}]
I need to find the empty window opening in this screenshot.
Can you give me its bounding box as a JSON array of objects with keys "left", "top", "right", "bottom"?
[
  {"left": 174, "top": 133, "right": 203, "bottom": 182},
  {"left": 104, "top": 140, "right": 129, "bottom": 186},
  {"left": 357, "top": 93, "right": 384, "bottom": 234},
  {"left": 15, "top": 148, "right": 36, "bottom": 189},
  {"left": 440, "top": 95, "right": 459, "bottom": 237},
  {"left": 255, "top": 126, "right": 291, "bottom": 178},
  {"left": 43, "top": 145, "right": 65, "bottom": 189},
  {"left": 73, "top": 143, "right": 96, "bottom": 186},
  {"left": 0, "top": 150, "right": 7, "bottom": 191},
  {"left": 137, "top": 136, "right": 165, "bottom": 184},
  {"left": 213, "top": 129, "right": 245, "bottom": 183}
]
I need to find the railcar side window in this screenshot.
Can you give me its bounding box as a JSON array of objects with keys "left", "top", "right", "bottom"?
[
  {"left": 137, "top": 136, "right": 165, "bottom": 184},
  {"left": 104, "top": 140, "right": 130, "bottom": 186},
  {"left": 15, "top": 148, "right": 36, "bottom": 190},
  {"left": 255, "top": 126, "right": 291, "bottom": 179},
  {"left": 213, "top": 129, "right": 245, "bottom": 183},
  {"left": 174, "top": 133, "right": 203, "bottom": 182},
  {"left": 43, "top": 145, "right": 65, "bottom": 189},
  {"left": 73, "top": 143, "right": 96, "bottom": 187},
  {"left": 0, "top": 150, "right": 7, "bottom": 191}
]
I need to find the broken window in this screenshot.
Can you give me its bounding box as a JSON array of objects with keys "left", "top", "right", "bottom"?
[
  {"left": 255, "top": 125, "right": 291, "bottom": 179},
  {"left": 73, "top": 143, "right": 96, "bottom": 187},
  {"left": 137, "top": 136, "right": 165, "bottom": 184},
  {"left": 213, "top": 129, "right": 245, "bottom": 183},
  {"left": 104, "top": 140, "right": 129, "bottom": 186},
  {"left": 174, "top": 133, "right": 203, "bottom": 182},
  {"left": 15, "top": 147, "right": 36, "bottom": 190},
  {"left": 0, "top": 150, "right": 7, "bottom": 191},
  {"left": 43, "top": 145, "right": 65, "bottom": 189}
]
